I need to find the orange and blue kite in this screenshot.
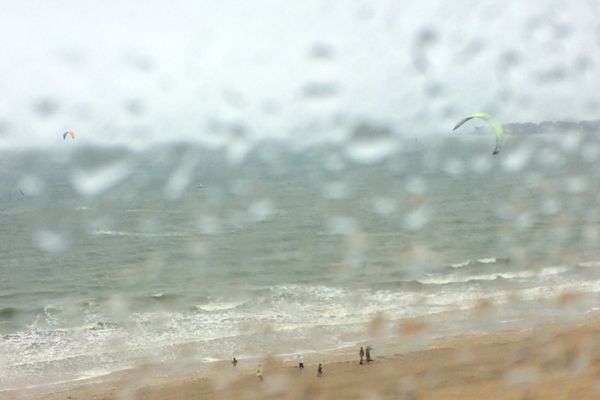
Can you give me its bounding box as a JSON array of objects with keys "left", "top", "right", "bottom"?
[{"left": 63, "top": 131, "right": 76, "bottom": 140}]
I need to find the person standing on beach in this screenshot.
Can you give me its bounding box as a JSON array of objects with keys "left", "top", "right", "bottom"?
[
  {"left": 317, "top": 363, "right": 323, "bottom": 377},
  {"left": 232, "top": 357, "right": 238, "bottom": 367},
  {"left": 257, "top": 364, "right": 263, "bottom": 381},
  {"left": 298, "top": 353, "right": 304, "bottom": 369},
  {"left": 359, "top": 346, "right": 364, "bottom": 364},
  {"left": 366, "top": 346, "right": 372, "bottom": 363}
]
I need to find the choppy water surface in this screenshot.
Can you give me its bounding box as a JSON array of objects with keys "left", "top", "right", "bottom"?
[{"left": 1, "top": 133, "right": 600, "bottom": 390}]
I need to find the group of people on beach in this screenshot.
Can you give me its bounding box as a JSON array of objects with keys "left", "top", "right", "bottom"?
[
  {"left": 296, "top": 354, "right": 323, "bottom": 377},
  {"left": 232, "top": 345, "right": 372, "bottom": 381},
  {"left": 248, "top": 356, "right": 322, "bottom": 380},
  {"left": 359, "top": 346, "right": 373, "bottom": 365}
]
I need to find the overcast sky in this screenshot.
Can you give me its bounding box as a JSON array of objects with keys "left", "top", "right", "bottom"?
[{"left": 0, "top": 0, "right": 598, "bottom": 149}]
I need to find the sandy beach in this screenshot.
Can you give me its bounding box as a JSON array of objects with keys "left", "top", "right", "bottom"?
[{"left": 7, "top": 317, "right": 596, "bottom": 400}]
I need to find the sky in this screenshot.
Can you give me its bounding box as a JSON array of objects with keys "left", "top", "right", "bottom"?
[{"left": 0, "top": 0, "right": 598, "bottom": 150}]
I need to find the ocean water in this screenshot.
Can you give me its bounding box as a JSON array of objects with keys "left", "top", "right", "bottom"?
[{"left": 1, "top": 133, "right": 600, "bottom": 391}]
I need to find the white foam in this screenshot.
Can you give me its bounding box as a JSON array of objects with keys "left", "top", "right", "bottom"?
[
  {"left": 195, "top": 302, "right": 244, "bottom": 312},
  {"left": 198, "top": 357, "right": 222, "bottom": 363},
  {"left": 577, "top": 261, "right": 600, "bottom": 268},
  {"left": 448, "top": 261, "right": 470, "bottom": 268},
  {"left": 418, "top": 266, "right": 568, "bottom": 285},
  {"left": 0, "top": 367, "right": 134, "bottom": 395},
  {"left": 446, "top": 257, "right": 507, "bottom": 269},
  {"left": 4, "top": 277, "right": 599, "bottom": 392}
]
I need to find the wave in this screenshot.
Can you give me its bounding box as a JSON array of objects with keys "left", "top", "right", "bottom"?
[
  {"left": 87, "top": 321, "right": 119, "bottom": 331},
  {"left": 446, "top": 257, "right": 511, "bottom": 269},
  {"left": 126, "top": 292, "right": 202, "bottom": 310},
  {"left": 193, "top": 302, "right": 246, "bottom": 312},
  {"left": 148, "top": 292, "right": 180, "bottom": 301},
  {"left": 576, "top": 260, "right": 600, "bottom": 268},
  {"left": 0, "top": 305, "right": 65, "bottom": 322},
  {"left": 418, "top": 266, "right": 569, "bottom": 286},
  {"left": 4, "top": 278, "right": 600, "bottom": 392}
]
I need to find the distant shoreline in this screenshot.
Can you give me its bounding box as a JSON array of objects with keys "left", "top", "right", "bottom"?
[{"left": 474, "top": 119, "right": 600, "bottom": 135}]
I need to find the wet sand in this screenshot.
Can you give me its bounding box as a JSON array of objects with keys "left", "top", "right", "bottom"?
[{"left": 10, "top": 318, "right": 600, "bottom": 400}]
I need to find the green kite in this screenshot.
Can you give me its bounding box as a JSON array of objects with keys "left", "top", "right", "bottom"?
[{"left": 453, "top": 112, "right": 504, "bottom": 155}]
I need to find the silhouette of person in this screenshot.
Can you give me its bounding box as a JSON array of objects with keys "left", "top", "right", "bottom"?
[{"left": 359, "top": 346, "right": 365, "bottom": 364}]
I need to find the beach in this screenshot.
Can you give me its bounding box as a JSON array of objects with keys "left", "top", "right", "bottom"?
[
  {"left": 11, "top": 316, "right": 596, "bottom": 400},
  {"left": 1, "top": 0, "right": 599, "bottom": 397},
  {"left": 1, "top": 143, "right": 600, "bottom": 398}
]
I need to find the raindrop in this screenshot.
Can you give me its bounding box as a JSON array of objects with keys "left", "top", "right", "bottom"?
[
  {"left": 328, "top": 216, "right": 358, "bottom": 235},
  {"left": 198, "top": 216, "right": 222, "bottom": 235},
  {"left": 324, "top": 153, "right": 345, "bottom": 172},
  {"left": 124, "top": 98, "right": 145, "bottom": 117},
  {"left": 565, "top": 176, "right": 587, "bottom": 194},
  {"left": 371, "top": 197, "right": 397, "bottom": 216},
  {"left": 308, "top": 42, "right": 335, "bottom": 60},
  {"left": 71, "top": 161, "right": 132, "bottom": 197},
  {"left": 411, "top": 27, "right": 438, "bottom": 73},
  {"left": 504, "top": 366, "right": 539, "bottom": 387},
  {"left": 396, "top": 318, "right": 427, "bottom": 336},
  {"left": 499, "top": 50, "right": 521, "bottom": 70},
  {"left": 223, "top": 89, "right": 245, "bottom": 108},
  {"left": 405, "top": 177, "right": 427, "bottom": 195},
  {"left": 124, "top": 51, "right": 155, "bottom": 73},
  {"left": 470, "top": 155, "right": 492, "bottom": 174},
  {"left": 537, "top": 147, "right": 563, "bottom": 167},
  {"left": 502, "top": 146, "right": 533, "bottom": 172},
  {"left": 345, "top": 122, "right": 398, "bottom": 164},
  {"left": 18, "top": 175, "right": 44, "bottom": 196},
  {"left": 425, "top": 82, "right": 443, "bottom": 98},
  {"left": 249, "top": 199, "right": 275, "bottom": 222},
  {"left": 300, "top": 81, "right": 341, "bottom": 99},
  {"left": 33, "top": 98, "right": 60, "bottom": 118},
  {"left": 456, "top": 39, "right": 485, "bottom": 64},
  {"left": 442, "top": 158, "right": 464, "bottom": 176},
  {"left": 581, "top": 143, "right": 599, "bottom": 162},
  {"left": 513, "top": 211, "right": 534, "bottom": 232},
  {"left": 261, "top": 99, "right": 280, "bottom": 115},
  {"left": 559, "top": 133, "right": 580, "bottom": 151},
  {"left": 540, "top": 198, "right": 561, "bottom": 215},
  {"left": 535, "top": 66, "right": 566, "bottom": 83},
  {"left": 264, "top": 373, "right": 290, "bottom": 395},
  {"left": 164, "top": 153, "right": 199, "bottom": 199},
  {"left": 403, "top": 206, "right": 430, "bottom": 231},
  {"left": 226, "top": 139, "right": 252, "bottom": 165},
  {"left": 0, "top": 119, "right": 9, "bottom": 136},
  {"left": 33, "top": 230, "right": 67, "bottom": 253},
  {"left": 323, "top": 181, "right": 351, "bottom": 200}
]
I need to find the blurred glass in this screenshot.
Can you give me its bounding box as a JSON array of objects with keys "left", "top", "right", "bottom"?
[{"left": 1, "top": 0, "right": 599, "bottom": 398}]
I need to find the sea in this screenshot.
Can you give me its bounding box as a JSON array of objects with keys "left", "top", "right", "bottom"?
[{"left": 1, "top": 132, "right": 600, "bottom": 393}]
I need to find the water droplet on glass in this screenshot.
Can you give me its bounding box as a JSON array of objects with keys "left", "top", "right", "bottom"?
[
  {"left": 71, "top": 161, "right": 131, "bottom": 197},
  {"left": 33, "top": 230, "right": 67, "bottom": 253}
]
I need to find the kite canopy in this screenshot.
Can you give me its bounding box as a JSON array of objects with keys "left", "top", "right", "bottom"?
[
  {"left": 453, "top": 112, "right": 504, "bottom": 155},
  {"left": 63, "top": 131, "right": 76, "bottom": 140}
]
